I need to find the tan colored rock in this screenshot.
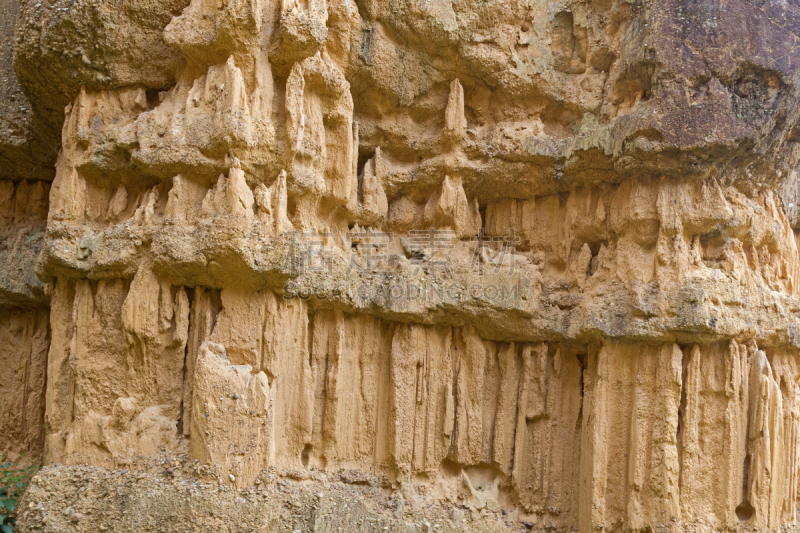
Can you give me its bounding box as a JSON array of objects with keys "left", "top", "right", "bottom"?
[
  {"left": 190, "top": 341, "right": 272, "bottom": 488},
  {"left": 443, "top": 79, "right": 466, "bottom": 140},
  {"left": 4, "top": 0, "right": 800, "bottom": 530},
  {"left": 0, "top": 308, "right": 49, "bottom": 459},
  {"left": 426, "top": 174, "right": 481, "bottom": 238}
]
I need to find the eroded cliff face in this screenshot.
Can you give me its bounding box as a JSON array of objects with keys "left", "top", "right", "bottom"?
[{"left": 3, "top": 0, "right": 800, "bottom": 530}]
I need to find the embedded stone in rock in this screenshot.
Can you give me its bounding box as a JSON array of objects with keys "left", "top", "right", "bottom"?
[{"left": 190, "top": 341, "right": 272, "bottom": 489}]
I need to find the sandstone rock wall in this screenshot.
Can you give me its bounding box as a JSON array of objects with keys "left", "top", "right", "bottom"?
[
  {"left": 3, "top": 0, "right": 800, "bottom": 530},
  {"left": 0, "top": 175, "right": 51, "bottom": 463},
  {"left": 33, "top": 272, "right": 800, "bottom": 531},
  {"left": 0, "top": 307, "right": 49, "bottom": 460}
]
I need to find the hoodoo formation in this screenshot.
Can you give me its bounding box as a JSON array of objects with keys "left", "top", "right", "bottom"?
[{"left": 2, "top": 0, "right": 800, "bottom": 531}]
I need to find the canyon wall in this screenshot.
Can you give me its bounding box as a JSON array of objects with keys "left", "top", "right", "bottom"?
[{"left": 3, "top": 0, "right": 800, "bottom": 530}]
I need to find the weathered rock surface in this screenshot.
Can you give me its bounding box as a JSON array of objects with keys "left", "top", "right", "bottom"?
[
  {"left": 0, "top": 307, "right": 48, "bottom": 459},
  {"left": 16, "top": 464, "right": 517, "bottom": 532},
  {"left": 0, "top": 0, "right": 54, "bottom": 182},
  {"left": 2, "top": 0, "right": 800, "bottom": 531}
]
